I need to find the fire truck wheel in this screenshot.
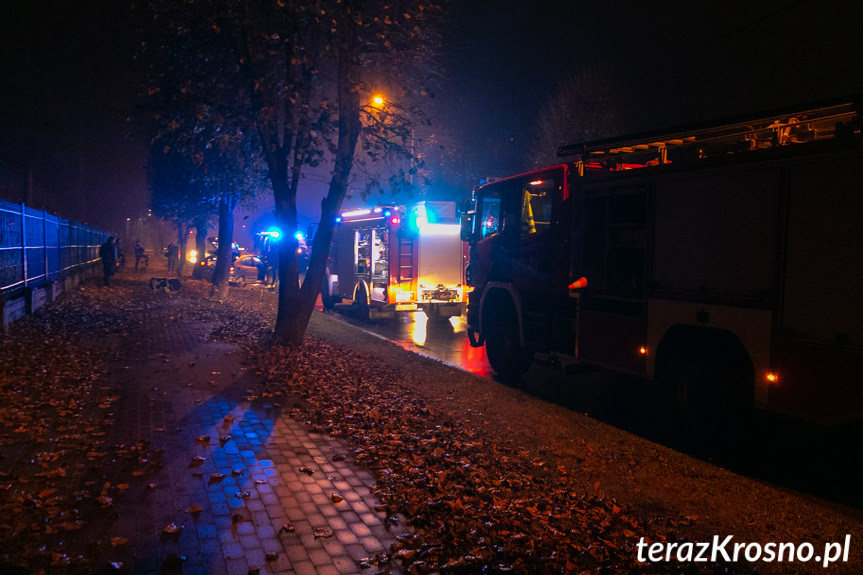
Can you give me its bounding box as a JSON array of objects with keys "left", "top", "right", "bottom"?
[
  {"left": 353, "top": 283, "right": 370, "bottom": 320},
  {"left": 484, "top": 305, "right": 531, "bottom": 385},
  {"left": 674, "top": 351, "right": 753, "bottom": 441},
  {"left": 424, "top": 304, "right": 441, "bottom": 320}
]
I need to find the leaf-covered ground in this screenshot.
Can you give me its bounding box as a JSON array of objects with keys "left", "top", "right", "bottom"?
[{"left": 1, "top": 271, "right": 860, "bottom": 574}]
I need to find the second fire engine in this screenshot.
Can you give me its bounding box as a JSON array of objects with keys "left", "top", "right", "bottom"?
[{"left": 326, "top": 201, "right": 468, "bottom": 320}]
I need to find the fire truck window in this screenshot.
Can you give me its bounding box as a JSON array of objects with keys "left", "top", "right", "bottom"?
[
  {"left": 519, "top": 179, "right": 553, "bottom": 236},
  {"left": 478, "top": 190, "right": 502, "bottom": 239},
  {"left": 583, "top": 190, "right": 645, "bottom": 316},
  {"left": 354, "top": 230, "right": 371, "bottom": 275},
  {"left": 372, "top": 228, "right": 389, "bottom": 280}
]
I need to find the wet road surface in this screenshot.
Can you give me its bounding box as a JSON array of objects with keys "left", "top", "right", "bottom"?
[{"left": 335, "top": 311, "right": 494, "bottom": 378}]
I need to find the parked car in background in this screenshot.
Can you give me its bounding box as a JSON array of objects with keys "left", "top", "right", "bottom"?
[
  {"left": 229, "top": 254, "right": 263, "bottom": 286},
  {"left": 192, "top": 255, "right": 217, "bottom": 281}
]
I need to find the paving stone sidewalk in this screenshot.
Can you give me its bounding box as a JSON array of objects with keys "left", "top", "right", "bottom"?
[{"left": 97, "top": 265, "right": 401, "bottom": 574}]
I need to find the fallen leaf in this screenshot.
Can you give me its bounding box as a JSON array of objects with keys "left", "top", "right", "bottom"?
[
  {"left": 62, "top": 520, "right": 85, "bottom": 531},
  {"left": 278, "top": 522, "right": 295, "bottom": 534}
]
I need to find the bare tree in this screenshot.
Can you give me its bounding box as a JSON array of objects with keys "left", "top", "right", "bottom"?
[
  {"left": 139, "top": 0, "right": 444, "bottom": 345},
  {"left": 529, "top": 67, "right": 625, "bottom": 168}
]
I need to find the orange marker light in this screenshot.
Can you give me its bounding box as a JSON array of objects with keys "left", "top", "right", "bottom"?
[
  {"left": 766, "top": 372, "right": 779, "bottom": 384},
  {"left": 639, "top": 346, "right": 648, "bottom": 356}
]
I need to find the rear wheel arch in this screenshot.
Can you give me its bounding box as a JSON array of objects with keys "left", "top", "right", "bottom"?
[
  {"left": 352, "top": 280, "right": 370, "bottom": 305},
  {"left": 655, "top": 324, "right": 755, "bottom": 433},
  {"left": 352, "top": 281, "right": 371, "bottom": 320},
  {"left": 656, "top": 325, "right": 754, "bottom": 377}
]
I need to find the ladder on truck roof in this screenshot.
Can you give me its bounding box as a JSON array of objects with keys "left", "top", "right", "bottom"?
[{"left": 557, "top": 100, "right": 860, "bottom": 169}]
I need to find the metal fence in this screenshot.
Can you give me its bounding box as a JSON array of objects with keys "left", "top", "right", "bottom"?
[{"left": 0, "top": 199, "right": 108, "bottom": 293}]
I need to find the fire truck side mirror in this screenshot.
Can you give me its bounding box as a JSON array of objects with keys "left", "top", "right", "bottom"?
[{"left": 460, "top": 212, "right": 474, "bottom": 243}]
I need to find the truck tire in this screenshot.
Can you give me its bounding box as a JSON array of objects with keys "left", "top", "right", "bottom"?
[
  {"left": 321, "top": 294, "right": 335, "bottom": 310},
  {"left": 673, "top": 350, "right": 753, "bottom": 441},
  {"left": 424, "top": 304, "right": 441, "bottom": 321},
  {"left": 353, "top": 282, "right": 370, "bottom": 321},
  {"left": 483, "top": 303, "right": 531, "bottom": 385}
]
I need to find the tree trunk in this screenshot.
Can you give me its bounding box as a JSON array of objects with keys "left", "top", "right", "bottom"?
[
  {"left": 195, "top": 219, "right": 208, "bottom": 261},
  {"left": 270, "top": 19, "right": 361, "bottom": 347},
  {"left": 212, "top": 196, "right": 235, "bottom": 283},
  {"left": 176, "top": 221, "right": 187, "bottom": 277},
  {"left": 191, "top": 218, "right": 210, "bottom": 280}
]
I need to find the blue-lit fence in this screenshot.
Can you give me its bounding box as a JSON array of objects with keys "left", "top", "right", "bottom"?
[{"left": 0, "top": 199, "right": 107, "bottom": 293}]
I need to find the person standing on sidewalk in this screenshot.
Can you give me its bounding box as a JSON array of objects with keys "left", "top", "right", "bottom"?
[
  {"left": 99, "top": 236, "right": 117, "bottom": 287},
  {"left": 134, "top": 240, "right": 146, "bottom": 272},
  {"left": 166, "top": 241, "right": 179, "bottom": 273}
]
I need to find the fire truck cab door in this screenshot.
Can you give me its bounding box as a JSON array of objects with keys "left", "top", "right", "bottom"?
[{"left": 502, "top": 168, "right": 566, "bottom": 293}]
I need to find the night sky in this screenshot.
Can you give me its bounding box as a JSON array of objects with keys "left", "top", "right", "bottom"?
[
  {"left": 1, "top": 0, "right": 861, "bottom": 232},
  {"left": 443, "top": 0, "right": 863, "bottom": 177},
  {"left": 0, "top": 0, "right": 147, "bottom": 230}
]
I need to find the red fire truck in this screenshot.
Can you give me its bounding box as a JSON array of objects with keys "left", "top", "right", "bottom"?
[
  {"left": 461, "top": 100, "right": 863, "bottom": 429},
  {"left": 327, "top": 201, "right": 468, "bottom": 320}
]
